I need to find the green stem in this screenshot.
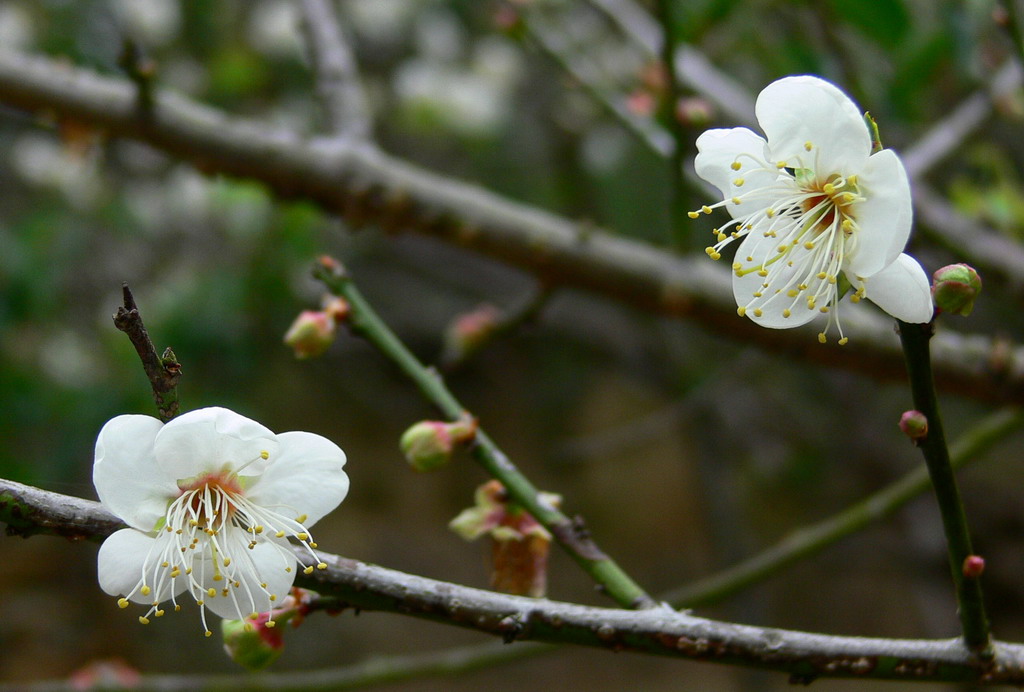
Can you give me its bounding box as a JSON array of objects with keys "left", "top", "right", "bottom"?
[
  {"left": 654, "top": 0, "right": 689, "bottom": 250},
  {"left": 662, "top": 406, "right": 1022, "bottom": 608},
  {"left": 898, "top": 319, "right": 991, "bottom": 654},
  {"left": 313, "top": 258, "right": 655, "bottom": 609}
]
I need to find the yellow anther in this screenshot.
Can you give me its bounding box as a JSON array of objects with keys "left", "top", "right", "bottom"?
[
  {"left": 296, "top": 533, "right": 309, "bottom": 541},
  {"left": 766, "top": 208, "right": 775, "bottom": 218},
  {"left": 118, "top": 598, "right": 130, "bottom": 609},
  {"left": 269, "top": 594, "right": 277, "bottom": 602},
  {"left": 310, "top": 542, "right": 318, "bottom": 549},
  {"left": 786, "top": 289, "right": 797, "bottom": 298},
  {"left": 776, "top": 161, "right": 787, "bottom": 168},
  {"left": 205, "top": 630, "right": 213, "bottom": 638},
  {"left": 753, "top": 308, "right": 763, "bottom": 317},
  {"left": 842, "top": 219, "right": 853, "bottom": 232},
  {"left": 782, "top": 309, "right": 791, "bottom": 318},
  {"left": 295, "top": 514, "right": 308, "bottom": 523},
  {"left": 731, "top": 197, "right": 742, "bottom": 205},
  {"left": 244, "top": 623, "right": 254, "bottom": 633},
  {"left": 804, "top": 242, "right": 815, "bottom": 250},
  {"left": 688, "top": 210, "right": 700, "bottom": 219},
  {"left": 161, "top": 561, "right": 169, "bottom": 568},
  {"left": 265, "top": 620, "right": 276, "bottom": 628},
  {"left": 777, "top": 244, "right": 788, "bottom": 253},
  {"left": 827, "top": 275, "right": 837, "bottom": 284},
  {"left": 260, "top": 450, "right": 269, "bottom": 460},
  {"left": 174, "top": 605, "right": 181, "bottom": 612},
  {"left": 222, "top": 588, "right": 229, "bottom": 597},
  {"left": 838, "top": 337, "right": 849, "bottom": 345},
  {"left": 847, "top": 175, "right": 858, "bottom": 185},
  {"left": 155, "top": 609, "right": 165, "bottom": 617},
  {"left": 139, "top": 616, "right": 150, "bottom": 625},
  {"left": 823, "top": 183, "right": 835, "bottom": 195},
  {"left": 207, "top": 588, "right": 216, "bottom": 597},
  {"left": 170, "top": 569, "right": 180, "bottom": 578},
  {"left": 733, "top": 178, "right": 745, "bottom": 187},
  {"left": 223, "top": 558, "right": 231, "bottom": 567},
  {"left": 716, "top": 232, "right": 727, "bottom": 242},
  {"left": 317, "top": 562, "right": 328, "bottom": 570},
  {"left": 804, "top": 141, "right": 813, "bottom": 151},
  {"left": 710, "top": 251, "right": 722, "bottom": 260},
  {"left": 818, "top": 333, "right": 827, "bottom": 344},
  {"left": 816, "top": 272, "right": 827, "bottom": 280},
  {"left": 752, "top": 291, "right": 763, "bottom": 298},
  {"left": 213, "top": 574, "right": 223, "bottom": 582},
  {"left": 798, "top": 283, "right": 808, "bottom": 290},
  {"left": 196, "top": 599, "right": 204, "bottom": 605},
  {"left": 189, "top": 519, "right": 199, "bottom": 527},
  {"left": 807, "top": 297, "right": 816, "bottom": 309},
  {"left": 285, "top": 567, "right": 292, "bottom": 573},
  {"left": 185, "top": 568, "right": 192, "bottom": 575},
  {"left": 732, "top": 262, "right": 742, "bottom": 271},
  {"left": 731, "top": 161, "right": 741, "bottom": 170},
  {"left": 843, "top": 193, "right": 855, "bottom": 203},
  {"left": 276, "top": 531, "right": 286, "bottom": 538},
  {"left": 702, "top": 205, "right": 713, "bottom": 214},
  {"left": 737, "top": 306, "right": 746, "bottom": 317},
  {"left": 820, "top": 306, "right": 830, "bottom": 313},
  {"left": 250, "top": 612, "right": 259, "bottom": 620},
  {"left": 850, "top": 294, "right": 861, "bottom": 303},
  {"left": 757, "top": 269, "right": 768, "bottom": 277},
  {"left": 140, "top": 586, "right": 151, "bottom": 596},
  {"left": 233, "top": 581, "right": 240, "bottom": 588},
  {"left": 303, "top": 566, "right": 314, "bottom": 575}
]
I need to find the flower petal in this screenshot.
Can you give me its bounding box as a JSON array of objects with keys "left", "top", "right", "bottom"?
[
  {"left": 93, "top": 414, "right": 176, "bottom": 531},
  {"left": 863, "top": 253, "right": 934, "bottom": 323},
  {"left": 246, "top": 431, "right": 349, "bottom": 527},
  {"left": 731, "top": 233, "right": 820, "bottom": 329},
  {"left": 153, "top": 407, "right": 279, "bottom": 481},
  {"left": 97, "top": 528, "right": 186, "bottom": 603},
  {"left": 756, "top": 75, "right": 871, "bottom": 175},
  {"left": 695, "top": 127, "right": 778, "bottom": 212},
  {"left": 200, "top": 539, "right": 296, "bottom": 620},
  {"left": 845, "top": 149, "right": 913, "bottom": 278}
]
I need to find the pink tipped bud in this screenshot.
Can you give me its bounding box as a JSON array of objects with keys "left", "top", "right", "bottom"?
[
  {"left": 444, "top": 304, "right": 502, "bottom": 361},
  {"left": 400, "top": 418, "right": 477, "bottom": 472},
  {"left": 626, "top": 90, "right": 657, "bottom": 117},
  {"left": 283, "top": 310, "right": 336, "bottom": 359},
  {"left": 963, "top": 554, "right": 986, "bottom": 579},
  {"left": 675, "top": 97, "right": 713, "bottom": 128},
  {"left": 221, "top": 613, "right": 285, "bottom": 671},
  {"left": 932, "top": 264, "right": 982, "bottom": 316},
  {"left": 898, "top": 410, "right": 928, "bottom": 441}
]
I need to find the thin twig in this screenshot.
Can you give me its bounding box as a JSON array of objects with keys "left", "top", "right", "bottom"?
[
  {"left": 898, "top": 320, "right": 992, "bottom": 655},
  {"left": 312, "top": 256, "right": 655, "bottom": 610},
  {"left": 6, "top": 478, "right": 1024, "bottom": 683},
  {"left": 112, "top": 283, "right": 181, "bottom": 422},
  {"left": 653, "top": 0, "right": 689, "bottom": 249},
  {"left": 297, "top": 0, "right": 372, "bottom": 140}
]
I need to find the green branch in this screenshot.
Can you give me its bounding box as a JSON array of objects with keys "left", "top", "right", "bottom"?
[
  {"left": 899, "top": 320, "right": 992, "bottom": 654},
  {"left": 312, "top": 257, "right": 655, "bottom": 609}
]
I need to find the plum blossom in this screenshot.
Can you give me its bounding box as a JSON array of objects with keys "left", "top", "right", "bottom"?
[
  {"left": 93, "top": 407, "right": 349, "bottom": 636},
  {"left": 691, "top": 75, "right": 933, "bottom": 343}
]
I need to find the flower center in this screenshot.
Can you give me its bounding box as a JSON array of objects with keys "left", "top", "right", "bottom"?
[{"left": 114, "top": 451, "right": 329, "bottom": 636}]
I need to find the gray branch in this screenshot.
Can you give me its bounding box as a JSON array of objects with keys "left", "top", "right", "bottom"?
[
  {"left": 296, "top": 0, "right": 372, "bottom": 140},
  {"left": 5, "top": 478, "right": 1024, "bottom": 684},
  {"left": 0, "top": 49, "right": 1021, "bottom": 404}
]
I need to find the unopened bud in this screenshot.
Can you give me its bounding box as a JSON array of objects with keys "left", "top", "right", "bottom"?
[
  {"left": 283, "top": 310, "right": 336, "bottom": 359},
  {"left": 675, "top": 97, "right": 713, "bottom": 127},
  {"left": 221, "top": 614, "right": 284, "bottom": 671},
  {"left": 898, "top": 410, "right": 928, "bottom": 442},
  {"left": 322, "top": 296, "right": 349, "bottom": 322},
  {"left": 443, "top": 304, "right": 502, "bottom": 362},
  {"left": 963, "top": 554, "right": 986, "bottom": 579},
  {"left": 932, "top": 264, "right": 982, "bottom": 316},
  {"left": 400, "top": 419, "right": 477, "bottom": 472}
]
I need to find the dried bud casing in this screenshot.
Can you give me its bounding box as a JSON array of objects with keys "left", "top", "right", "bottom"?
[{"left": 932, "top": 264, "right": 982, "bottom": 316}]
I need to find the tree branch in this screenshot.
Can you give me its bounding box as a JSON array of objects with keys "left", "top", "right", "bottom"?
[
  {"left": 6, "top": 479, "right": 1024, "bottom": 684},
  {"left": 112, "top": 283, "right": 181, "bottom": 422},
  {"left": 297, "top": 0, "right": 372, "bottom": 140},
  {"left": 0, "top": 50, "right": 1023, "bottom": 403}
]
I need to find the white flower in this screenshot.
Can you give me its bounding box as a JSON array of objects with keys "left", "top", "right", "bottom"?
[
  {"left": 93, "top": 406, "right": 349, "bottom": 636},
  {"left": 692, "top": 75, "right": 933, "bottom": 343}
]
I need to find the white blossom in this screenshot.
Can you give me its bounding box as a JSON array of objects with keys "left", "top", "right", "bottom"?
[
  {"left": 93, "top": 407, "right": 348, "bottom": 636},
  {"left": 692, "top": 75, "right": 933, "bottom": 343}
]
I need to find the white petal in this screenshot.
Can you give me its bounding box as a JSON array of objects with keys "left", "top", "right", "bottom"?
[
  {"left": 756, "top": 75, "right": 871, "bottom": 175},
  {"left": 863, "top": 254, "right": 934, "bottom": 323},
  {"left": 731, "top": 233, "right": 820, "bottom": 329},
  {"left": 846, "top": 149, "right": 913, "bottom": 278},
  {"left": 97, "top": 528, "right": 186, "bottom": 603},
  {"left": 694, "top": 127, "right": 778, "bottom": 212},
  {"left": 153, "top": 407, "right": 279, "bottom": 481},
  {"left": 200, "top": 539, "right": 296, "bottom": 619},
  {"left": 93, "top": 414, "right": 176, "bottom": 531},
  {"left": 246, "top": 431, "right": 349, "bottom": 527}
]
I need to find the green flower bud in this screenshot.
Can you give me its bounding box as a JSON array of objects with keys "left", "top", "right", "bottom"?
[
  {"left": 400, "top": 419, "right": 477, "bottom": 472},
  {"left": 283, "top": 310, "right": 336, "bottom": 359},
  {"left": 222, "top": 615, "right": 284, "bottom": 671},
  {"left": 932, "top": 264, "right": 982, "bottom": 316},
  {"left": 898, "top": 410, "right": 928, "bottom": 442}
]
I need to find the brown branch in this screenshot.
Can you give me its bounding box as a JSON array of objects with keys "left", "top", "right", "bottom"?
[
  {"left": 6, "top": 478, "right": 1024, "bottom": 685},
  {"left": 112, "top": 283, "right": 181, "bottom": 422},
  {"left": 297, "top": 0, "right": 372, "bottom": 140},
  {"left": 0, "top": 50, "right": 1023, "bottom": 403}
]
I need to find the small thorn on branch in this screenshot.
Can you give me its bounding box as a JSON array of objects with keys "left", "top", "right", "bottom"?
[{"left": 113, "top": 282, "right": 181, "bottom": 422}]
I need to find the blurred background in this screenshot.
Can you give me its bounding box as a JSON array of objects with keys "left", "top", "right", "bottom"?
[{"left": 2, "top": 1, "right": 1024, "bottom": 689}]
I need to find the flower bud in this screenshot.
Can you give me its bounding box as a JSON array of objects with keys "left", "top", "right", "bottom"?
[
  {"left": 963, "top": 554, "right": 985, "bottom": 579},
  {"left": 321, "top": 296, "right": 349, "bottom": 322},
  {"left": 222, "top": 613, "right": 284, "bottom": 671},
  {"left": 400, "top": 419, "right": 477, "bottom": 472},
  {"left": 898, "top": 410, "right": 928, "bottom": 442},
  {"left": 675, "top": 97, "right": 713, "bottom": 128},
  {"left": 443, "top": 304, "right": 502, "bottom": 363},
  {"left": 283, "top": 310, "right": 336, "bottom": 359},
  {"left": 932, "top": 264, "right": 982, "bottom": 316}
]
